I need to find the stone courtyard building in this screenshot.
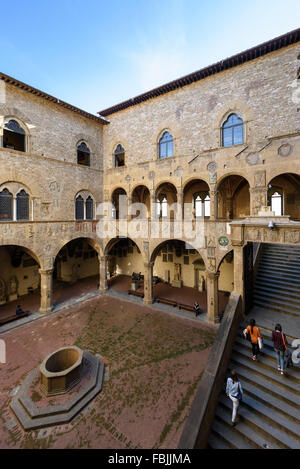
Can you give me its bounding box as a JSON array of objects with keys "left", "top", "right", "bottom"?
[{"left": 0, "top": 27, "right": 299, "bottom": 324}]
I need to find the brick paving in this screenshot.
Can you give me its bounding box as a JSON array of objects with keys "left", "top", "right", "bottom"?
[{"left": 0, "top": 294, "right": 215, "bottom": 449}]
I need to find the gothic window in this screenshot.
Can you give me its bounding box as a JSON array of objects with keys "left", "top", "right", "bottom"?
[
  {"left": 159, "top": 132, "right": 173, "bottom": 159},
  {"left": 3, "top": 120, "right": 26, "bottom": 152},
  {"left": 222, "top": 113, "right": 244, "bottom": 147},
  {"left": 193, "top": 193, "right": 210, "bottom": 217},
  {"left": 0, "top": 189, "right": 13, "bottom": 221},
  {"left": 195, "top": 195, "right": 202, "bottom": 217},
  {"left": 77, "top": 142, "right": 90, "bottom": 166},
  {"left": 16, "top": 190, "right": 29, "bottom": 220},
  {"left": 114, "top": 144, "right": 125, "bottom": 167},
  {"left": 157, "top": 195, "right": 168, "bottom": 218},
  {"left": 85, "top": 196, "right": 94, "bottom": 220},
  {"left": 204, "top": 195, "right": 211, "bottom": 217},
  {"left": 75, "top": 195, "right": 84, "bottom": 220}
]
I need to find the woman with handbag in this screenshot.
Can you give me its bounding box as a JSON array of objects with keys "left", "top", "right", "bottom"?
[
  {"left": 272, "top": 324, "right": 288, "bottom": 375},
  {"left": 226, "top": 370, "right": 243, "bottom": 427},
  {"left": 245, "top": 319, "right": 263, "bottom": 361}
]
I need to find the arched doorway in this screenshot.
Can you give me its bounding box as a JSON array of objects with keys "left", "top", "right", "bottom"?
[
  {"left": 217, "top": 175, "right": 250, "bottom": 219},
  {"left": 111, "top": 188, "right": 127, "bottom": 220},
  {"left": 183, "top": 179, "right": 210, "bottom": 219},
  {"left": 105, "top": 238, "right": 144, "bottom": 297},
  {"left": 155, "top": 182, "right": 177, "bottom": 220},
  {"left": 0, "top": 245, "right": 40, "bottom": 317},
  {"left": 268, "top": 173, "right": 300, "bottom": 220},
  {"left": 53, "top": 238, "right": 100, "bottom": 306},
  {"left": 131, "top": 185, "right": 150, "bottom": 219}
]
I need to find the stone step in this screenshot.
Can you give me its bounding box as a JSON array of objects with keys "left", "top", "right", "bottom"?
[
  {"left": 237, "top": 374, "right": 300, "bottom": 422},
  {"left": 254, "top": 283, "right": 300, "bottom": 302},
  {"left": 260, "top": 255, "right": 300, "bottom": 267},
  {"left": 215, "top": 403, "right": 281, "bottom": 449},
  {"left": 253, "top": 290, "right": 300, "bottom": 310},
  {"left": 259, "top": 259, "right": 300, "bottom": 273},
  {"left": 230, "top": 352, "right": 300, "bottom": 394},
  {"left": 257, "top": 267, "right": 300, "bottom": 282},
  {"left": 229, "top": 362, "right": 300, "bottom": 408},
  {"left": 211, "top": 418, "right": 255, "bottom": 449},
  {"left": 253, "top": 298, "right": 300, "bottom": 318},
  {"left": 263, "top": 244, "right": 300, "bottom": 253},
  {"left": 207, "top": 432, "right": 231, "bottom": 449},
  {"left": 255, "top": 275, "right": 300, "bottom": 293},
  {"left": 233, "top": 343, "right": 300, "bottom": 384},
  {"left": 219, "top": 394, "right": 300, "bottom": 449}
]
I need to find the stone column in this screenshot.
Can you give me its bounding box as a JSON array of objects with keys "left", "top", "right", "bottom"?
[
  {"left": 127, "top": 195, "right": 132, "bottom": 221},
  {"left": 99, "top": 255, "right": 108, "bottom": 292},
  {"left": 176, "top": 190, "right": 183, "bottom": 221},
  {"left": 206, "top": 271, "right": 220, "bottom": 324},
  {"left": 39, "top": 269, "right": 53, "bottom": 314},
  {"left": 150, "top": 190, "right": 157, "bottom": 220},
  {"left": 209, "top": 188, "right": 218, "bottom": 220},
  {"left": 233, "top": 245, "right": 244, "bottom": 310},
  {"left": 143, "top": 262, "right": 154, "bottom": 305}
]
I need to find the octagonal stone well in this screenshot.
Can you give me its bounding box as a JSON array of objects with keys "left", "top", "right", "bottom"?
[{"left": 40, "top": 346, "right": 83, "bottom": 396}]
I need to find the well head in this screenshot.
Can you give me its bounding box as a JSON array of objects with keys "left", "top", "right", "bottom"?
[{"left": 40, "top": 346, "right": 83, "bottom": 396}]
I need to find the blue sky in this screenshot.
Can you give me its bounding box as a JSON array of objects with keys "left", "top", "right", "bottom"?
[{"left": 1, "top": 0, "right": 299, "bottom": 114}]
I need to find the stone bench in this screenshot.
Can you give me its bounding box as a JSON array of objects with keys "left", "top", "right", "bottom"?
[
  {"left": 0, "top": 311, "right": 30, "bottom": 326},
  {"left": 156, "top": 297, "right": 177, "bottom": 307}
]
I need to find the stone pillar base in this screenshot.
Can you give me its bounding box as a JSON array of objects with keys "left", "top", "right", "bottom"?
[
  {"left": 143, "top": 298, "right": 153, "bottom": 305},
  {"left": 39, "top": 306, "right": 53, "bottom": 315}
]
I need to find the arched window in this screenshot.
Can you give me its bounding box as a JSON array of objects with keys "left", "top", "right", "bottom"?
[
  {"left": 75, "top": 195, "right": 84, "bottom": 220},
  {"left": 114, "top": 144, "right": 125, "bottom": 167},
  {"left": 195, "top": 195, "right": 202, "bottom": 217},
  {"left": 159, "top": 132, "right": 173, "bottom": 159},
  {"left": 156, "top": 195, "right": 168, "bottom": 218},
  {"left": 85, "top": 196, "right": 94, "bottom": 220},
  {"left": 3, "top": 120, "right": 26, "bottom": 152},
  {"left": 16, "top": 190, "right": 29, "bottom": 221},
  {"left": 204, "top": 195, "right": 211, "bottom": 217},
  {"left": 271, "top": 192, "right": 283, "bottom": 216},
  {"left": 77, "top": 142, "right": 90, "bottom": 166},
  {"left": 222, "top": 113, "right": 244, "bottom": 147},
  {"left": 0, "top": 189, "right": 13, "bottom": 221}
]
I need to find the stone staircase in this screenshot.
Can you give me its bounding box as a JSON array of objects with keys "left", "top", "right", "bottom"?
[
  {"left": 254, "top": 244, "right": 300, "bottom": 318},
  {"left": 208, "top": 320, "right": 300, "bottom": 449}
]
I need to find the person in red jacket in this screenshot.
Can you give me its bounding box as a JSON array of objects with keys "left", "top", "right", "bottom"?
[
  {"left": 272, "top": 323, "right": 287, "bottom": 375},
  {"left": 245, "top": 319, "right": 263, "bottom": 361}
]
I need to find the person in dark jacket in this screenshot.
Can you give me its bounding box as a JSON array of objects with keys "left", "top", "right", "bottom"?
[
  {"left": 15, "top": 305, "right": 24, "bottom": 316},
  {"left": 193, "top": 302, "right": 200, "bottom": 317},
  {"left": 272, "top": 324, "right": 287, "bottom": 375}
]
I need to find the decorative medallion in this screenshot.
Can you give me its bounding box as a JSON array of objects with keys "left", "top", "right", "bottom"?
[
  {"left": 246, "top": 152, "right": 261, "bottom": 166},
  {"left": 207, "top": 162, "right": 217, "bottom": 173},
  {"left": 278, "top": 144, "right": 293, "bottom": 158},
  {"left": 218, "top": 236, "right": 229, "bottom": 247}
]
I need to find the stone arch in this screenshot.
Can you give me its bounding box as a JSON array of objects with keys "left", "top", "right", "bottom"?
[
  {"left": 103, "top": 236, "right": 144, "bottom": 260},
  {"left": 52, "top": 236, "right": 102, "bottom": 264},
  {"left": 150, "top": 238, "right": 206, "bottom": 266},
  {"left": 182, "top": 176, "right": 210, "bottom": 192},
  {"left": 0, "top": 242, "right": 42, "bottom": 267},
  {"left": 0, "top": 181, "right": 33, "bottom": 197}
]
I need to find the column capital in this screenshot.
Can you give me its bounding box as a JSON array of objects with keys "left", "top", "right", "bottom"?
[
  {"left": 207, "top": 270, "right": 220, "bottom": 280},
  {"left": 98, "top": 254, "right": 108, "bottom": 262},
  {"left": 39, "top": 268, "right": 54, "bottom": 275}
]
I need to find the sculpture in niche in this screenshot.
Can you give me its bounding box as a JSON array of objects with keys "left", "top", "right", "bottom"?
[
  {"left": 254, "top": 171, "right": 266, "bottom": 187},
  {"left": 172, "top": 263, "right": 182, "bottom": 288},
  {"left": 8, "top": 276, "right": 18, "bottom": 301},
  {"left": 0, "top": 278, "right": 6, "bottom": 305}
]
